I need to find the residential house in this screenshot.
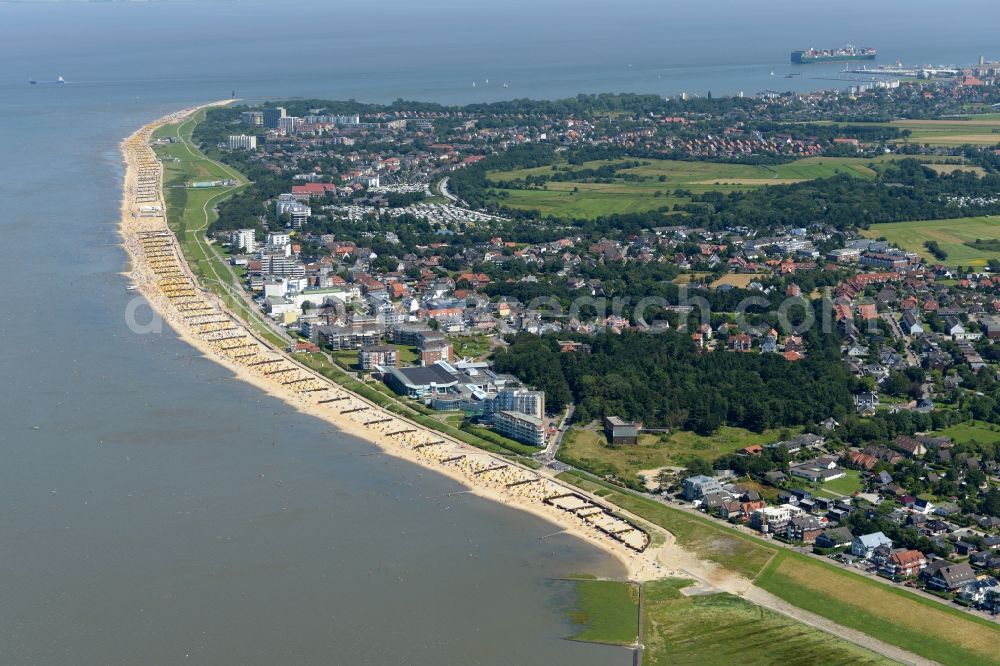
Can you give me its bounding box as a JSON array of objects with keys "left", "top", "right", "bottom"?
[
  {"left": 786, "top": 515, "right": 825, "bottom": 544},
  {"left": 852, "top": 532, "right": 893, "bottom": 559},
  {"left": 683, "top": 475, "right": 723, "bottom": 502},
  {"left": 881, "top": 549, "right": 927, "bottom": 579},
  {"left": 815, "top": 527, "right": 854, "bottom": 550},
  {"left": 925, "top": 562, "right": 976, "bottom": 592}
]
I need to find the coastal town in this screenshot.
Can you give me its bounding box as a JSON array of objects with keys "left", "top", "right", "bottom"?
[
  {"left": 121, "top": 58, "right": 1000, "bottom": 666},
  {"left": 161, "top": 75, "right": 1000, "bottom": 622}
]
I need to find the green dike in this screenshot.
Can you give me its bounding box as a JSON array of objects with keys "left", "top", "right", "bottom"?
[
  {"left": 557, "top": 471, "right": 777, "bottom": 579},
  {"left": 152, "top": 110, "right": 287, "bottom": 349},
  {"left": 563, "top": 579, "right": 639, "bottom": 646},
  {"left": 641, "top": 579, "right": 895, "bottom": 666},
  {"left": 756, "top": 552, "right": 1000, "bottom": 666},
  {"left": 557, "top": 470, "right": 1000, "bottom": 666}
]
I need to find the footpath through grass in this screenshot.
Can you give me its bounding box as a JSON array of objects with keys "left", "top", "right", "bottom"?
[
  {"left": 641, "top": 579, "right": 894, "bottom": 666},
  {"left": 153, "top": 111, "right": 286, "bottom": 348},
  {"left": 756, "top": 551, "right": 1000, "bottom": 666}
]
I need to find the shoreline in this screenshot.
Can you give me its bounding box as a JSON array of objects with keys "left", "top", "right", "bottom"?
[{"left": 117, "top": 102, "right": 670, "bottom": 582}]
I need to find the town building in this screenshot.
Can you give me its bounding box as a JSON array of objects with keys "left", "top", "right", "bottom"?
[
  {"left": 493, "top": 410, "right": 545, "bottom": 446},
  {"left": 262, "top": 106, "right": 286, "bottom": 129},
  {"left": 852, "top": 532, "right": 893, "bottom": 559},
  {"left": 881, "top": 549, "right": 927, "bottom": 579},
  {"left": 385, "top": 363, "right": 459, "bottom": 398},
  {"left": 603, "top": 416, "right": 641, "bottom": 445},
  {"left": 228, "top": 134, "right": 257, "bottom": 150},
  {"left": 231, "top": 228, "right": 256, "bottom": 253},
  {"left": 358, "top": 345, "right": 399, "bottom": 370},
  {"left": 683, "top": 475, "right": 723, "bottom": 502}
]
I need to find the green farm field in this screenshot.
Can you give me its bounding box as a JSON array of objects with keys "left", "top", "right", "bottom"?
[
  {"left": 862, "top": 215, "right": 1000, "bottom": 268},
  {"left": 487, "top": 156, "right": 877, "bottom": 218},
  {"left": 891, "top": 118, "right": 1000, "bottom": 146}
]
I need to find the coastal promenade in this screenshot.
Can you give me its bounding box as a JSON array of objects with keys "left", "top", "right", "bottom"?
[{"left": 118, "top": 103, "right": 663, "bottom": 582}]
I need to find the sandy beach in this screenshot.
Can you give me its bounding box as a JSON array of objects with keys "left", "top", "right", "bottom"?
[{"left": 117, "top": 102, "right": 671, "bottom": 582}]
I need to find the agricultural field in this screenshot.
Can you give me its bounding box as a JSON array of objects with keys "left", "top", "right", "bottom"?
[
  {"left": 487, "top": 156, "right": 877, "bottom": 219},
  {"left": 862, "top": 215, "right": 1000, "bottom": 268},
  {"left": 558, "top": 425, "right": 790, "bottom": 485},
  {"left": 641, "top": 579, "right": 894, "bottom": 666},
  {"left": 756, "top": 552, "right": 1000, "bottom": 666},
  {"left": 890, "top": 118, "right": 1000, "bottom": 146},
  {"left": 563, "top": 579, "right": 639, "bottom": 646}
]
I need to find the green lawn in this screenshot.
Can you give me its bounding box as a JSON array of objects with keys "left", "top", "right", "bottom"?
[
  {"left": 815, "top": 469, "right": 862, "bottom": 497},
  {"left": 756, "top": 551, "right": 1000, "bottom": 666},
  {"left": 558, "top": 425, "right": 790, "bottom": 485},
  {"left": 935, "top": 419, "right": 1000, "bottom": 445},
  {"left": 448, "top": 334, "right": 492, "bottom": 360},
  {"left": 487, "top": 156, "right": 876, "bottom": 219},
  {"left": 557, "top": 471, "right": 777, "bottom": 579},
  {"left": 641, "top": 579, "right": 894, "bottom": 666},
  {"left": 862, "top": 215, "right": 1000, "bottom": 268},
  {"left": 564, "top": 579, "right": 639, "bottom": 646}
]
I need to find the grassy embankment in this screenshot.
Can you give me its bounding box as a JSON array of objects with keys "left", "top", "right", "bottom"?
[
  {"left": 556, "top": 470, "right": 1000, "bottom": 665},
  {"left": 152, "top": 113, "right": 287, "bottom": 348},
  {"left": 861, "top": 215, "right": 1000, "bottom": 268},
  {"left": 487, "top": 156, "right": 877, "bottom": 219},
  {"left": 564, "top": 577, "right": 895, "bottom": 664},
  {"left": 756, "top": 551, "right": 1000, "bottom": 666},
  {"left": 640, "top": 578, "right": 895, "bottom": 666}
]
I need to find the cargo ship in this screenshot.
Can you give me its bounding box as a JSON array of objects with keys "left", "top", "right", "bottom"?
[{"left": 791, "top": 46, "right": 876, "bottom": 64}]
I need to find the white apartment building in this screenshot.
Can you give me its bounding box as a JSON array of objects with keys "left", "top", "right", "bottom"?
[
  {"left": 228, "top": 135, "right": 257, "bottom": 150},
  {"left": 231, "top": 228, "right": 256, "bottom": 253}
]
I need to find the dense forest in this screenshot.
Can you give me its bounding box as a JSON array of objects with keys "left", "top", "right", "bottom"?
[{"left": 492, "top": 330, "right": 854, "bottom": 433}]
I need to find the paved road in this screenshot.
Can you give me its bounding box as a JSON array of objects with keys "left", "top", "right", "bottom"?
[
  {"left": 538, "top": 404, "right": 574, "bottom": 462},
  {"left": 437, "top": 176, "right": 459, "bottom": 203}
]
